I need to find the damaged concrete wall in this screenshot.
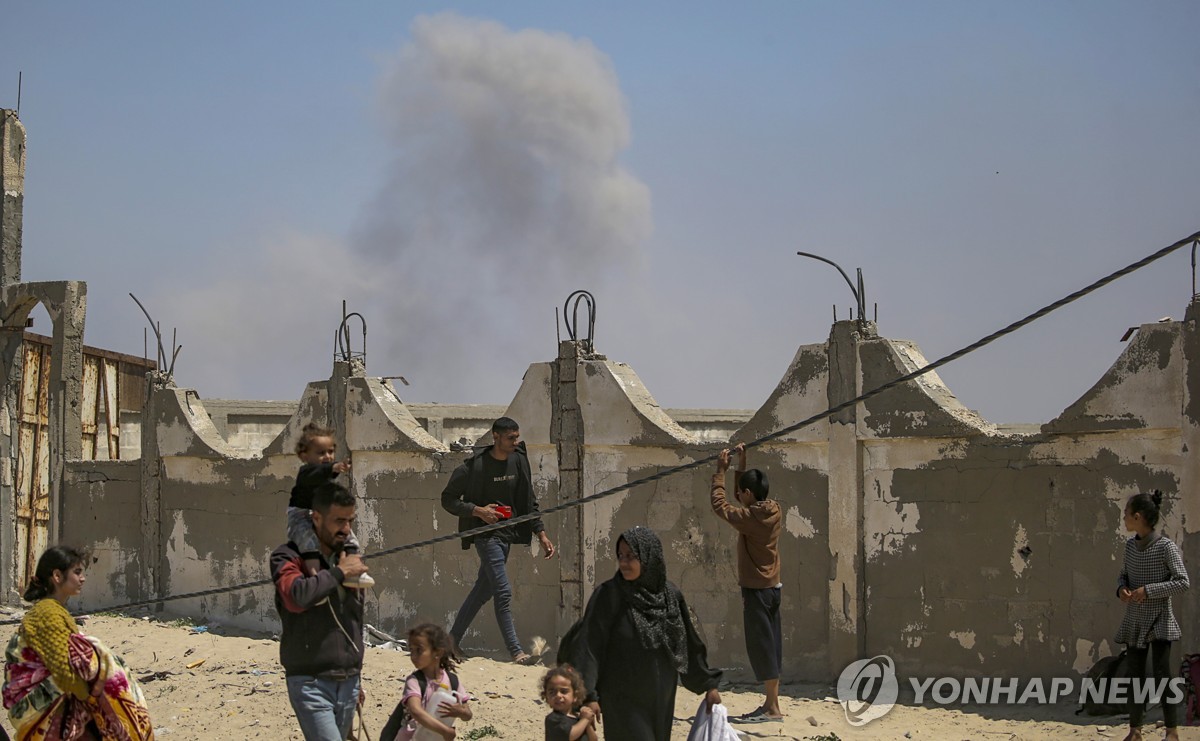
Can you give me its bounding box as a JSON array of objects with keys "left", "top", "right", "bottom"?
[
  {"left": 64, "top": 366, "right": 567, "bottom": 656},
  {"left": 51, "top": 297, "right": 1200, "bottom": 685},
  {"left": 861, "top": 317, "right": 1192, "bottom": 681},
  {"left": 564, "top": 347, "right": 834, "bottom": 681},
  {"left": 61, "top": 460, "right": 142, "bottom": 607}
]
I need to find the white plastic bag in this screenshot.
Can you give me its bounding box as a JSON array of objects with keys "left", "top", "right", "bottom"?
[{"left": 685, "top": 698, "right": 741, "bottom": 741}]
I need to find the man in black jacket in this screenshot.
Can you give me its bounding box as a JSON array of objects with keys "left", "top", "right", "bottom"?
[
  {"left": 271, "top": 480, "right": 369, "bottom": 740},
  {"left": 441, "top": 416, "right": 555, "bottom": 664}
]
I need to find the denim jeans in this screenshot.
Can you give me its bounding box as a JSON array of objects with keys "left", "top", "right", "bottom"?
[
  {"left": 286, "top": 674, "right": 360, "bottom": 740},
  {"left": 450, "top": 536, "right": 522, "bottom": 656}
]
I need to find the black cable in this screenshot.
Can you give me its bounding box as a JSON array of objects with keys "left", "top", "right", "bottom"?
[{"left": 5, "top": 229, "right": 1197, "bottom": 627}]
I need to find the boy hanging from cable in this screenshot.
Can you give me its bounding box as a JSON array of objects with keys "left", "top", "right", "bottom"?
[{"left": 712, "top": 443, "right": 784, "bottom": 723}]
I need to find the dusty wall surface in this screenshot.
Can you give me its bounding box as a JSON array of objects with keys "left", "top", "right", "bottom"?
[
  {"left": 862, "top": 433, "right": 1182, "bottom": 679},
  {"left": 565, "top": 352, "right": 836, "bottom": 679},
  {"left": 861, "top": 319, "right": 1191, "bottom": 681},
  {"left": 46, "top": 301, "right": 1200, "bottom": 683},
  {"left": 62, "top": 460, "right": 142, "bottom": 609}
]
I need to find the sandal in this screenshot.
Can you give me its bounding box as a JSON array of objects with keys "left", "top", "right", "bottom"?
[{"left": 733, "top": 708, "right": 783, "bottom": 723}]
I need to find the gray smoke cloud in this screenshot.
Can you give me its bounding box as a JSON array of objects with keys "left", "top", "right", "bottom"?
[
  {"left": 160, "top": 14, "right": 651, "bottom": 404},
  {"left": 353, "top": 13, "right": 652, "bottom": 400},
  {"left": 160, "top": 230, "right": 390, "bottom": 398}
]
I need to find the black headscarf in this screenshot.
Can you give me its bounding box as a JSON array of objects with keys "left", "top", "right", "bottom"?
[{"left": 613, "top": 526, "right": 689, "bottom": 672}]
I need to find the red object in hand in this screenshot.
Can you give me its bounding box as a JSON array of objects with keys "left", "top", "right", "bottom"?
[{"left": 495, "top": 505, "right": 513, "bottom": 520}]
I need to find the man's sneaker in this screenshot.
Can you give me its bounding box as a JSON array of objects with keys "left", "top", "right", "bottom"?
[{"left": 343, "top": 573, "right": 375, "bottom": 589}]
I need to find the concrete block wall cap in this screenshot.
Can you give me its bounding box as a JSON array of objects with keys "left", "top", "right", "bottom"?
[
  {"left": 345, "top": 376, "right": 448, "bottom": 452},
  {"left": 504, "top": 363, "right": 553, "bottom": 446},
  {"left": 259, "top": 382, "right": 329, "bottom": 457},
  {"left": 577, "top": 358, "right": 697, "bottom": 446},
  {"left": 857, "top": 340, "right": 993, "bottom": 436},
  {"left": 155, "top": 388, "right": 245, "bottom": 458},
  {"left": 1045, "top": 322, "right": 1182, "bottom": 434}
]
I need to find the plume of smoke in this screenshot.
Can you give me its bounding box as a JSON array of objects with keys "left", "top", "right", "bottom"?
[
  {"left": 355, "top": 13, "right": 652, "bottom": 401},
  {"left": 161, "top": 231, "right": 383, "bottom": 398},
  {"left": 157, "top": 14, "right": 650, "bottom": 405}
]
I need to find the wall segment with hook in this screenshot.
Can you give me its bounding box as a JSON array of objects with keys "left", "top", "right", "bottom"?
[
  {"left": 796, "top": 252, "right": 869, "bottom": 323},
  {"left": 562, "top": 289, "right": 596, "bottom": 352}
]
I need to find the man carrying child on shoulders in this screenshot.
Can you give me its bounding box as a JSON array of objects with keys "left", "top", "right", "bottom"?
[{"left": 271, "top": 480, "right": 370, "bottom": 740}]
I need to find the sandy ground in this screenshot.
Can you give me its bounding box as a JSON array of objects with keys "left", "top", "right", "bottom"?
[{"left": 0, "top": 613, "right": 1196, "bottom": 740}]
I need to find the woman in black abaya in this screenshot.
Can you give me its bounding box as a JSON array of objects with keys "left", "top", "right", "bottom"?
[{"left": 571, "top": 526, "right": 722, "bottom": 740}]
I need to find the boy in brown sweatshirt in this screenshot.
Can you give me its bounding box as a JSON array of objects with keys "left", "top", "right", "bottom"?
[{"left": 712, "top": 443, "right": 784, "bottom": 722}]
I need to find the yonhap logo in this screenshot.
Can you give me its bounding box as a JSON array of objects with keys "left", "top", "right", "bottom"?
[
  {"left": 837, "top": 655, "right": 899, "bottom": 726},
  {"left": 835, "top": 653, "right": 1189, "bottom": 729}
]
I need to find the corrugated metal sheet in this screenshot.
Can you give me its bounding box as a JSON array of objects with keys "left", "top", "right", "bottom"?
[
  {"left": 80, "top": 355, "right": 123, "bottom": 461},
  {"left": 14, "top": 333, "right": 157, "bottom": 585},
  {"left": 81, "top": 355, "right": 99, "bottom": 459},
  {"left": 15, "top": 343, "right": 50, "bottom": 587},
  {"left": 104, "top": 360, "right": 119, "bottom": 459}
]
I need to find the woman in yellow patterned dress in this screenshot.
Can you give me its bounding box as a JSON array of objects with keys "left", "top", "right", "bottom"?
[{"left": 3, "top": 546, "right": 154, "bottom": 740}]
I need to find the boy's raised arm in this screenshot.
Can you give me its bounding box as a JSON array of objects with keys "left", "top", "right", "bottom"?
[{"left": 711, "top": 446, "right": 752, "bottom": 525}]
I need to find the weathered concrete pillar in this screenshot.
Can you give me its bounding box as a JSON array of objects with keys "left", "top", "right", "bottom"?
[
  {"left": 1179, "top": 297, "right": 1200, "bottom": 634},
  {"left": 551, "top": 341, "right": 586, "bottom": 633},
  {"left": 0, "top": 329, "right": 17, "bottom": 601},
  {"left": 0, "top": 110, "right": 24, "bottom": 288},
  {"left": 47, "top": 283, "right": 87, "bottom": 546},
  {"left": 139, "top": 372, "right": 172, "bottom": 603},
  {"left": 0, "top": 110, "right": 22, "bottom": 601},
  {"left": 826, "top": 319, "right": 873, "bottom": 676},
  {"left": 329, "top": 358, "right": 364, "bottom": 454}
]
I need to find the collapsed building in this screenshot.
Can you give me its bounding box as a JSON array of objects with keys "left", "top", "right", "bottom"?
[{"left": 2, "top": 109, "right": 1196, "bottom": 683}]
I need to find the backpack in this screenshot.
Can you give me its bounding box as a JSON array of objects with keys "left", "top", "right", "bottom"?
[
  {"left": 1181, "top": 653, "right": 1200, "bottom": 725},
  {"left": 556, "top": 617, "right": 585, "bottom": 668},
  {"left": 381, "top": 670, "right": 461, "bottom": 741},
  {"left": 1076, "top": 650, "right": 1129, "bottom": 716}
]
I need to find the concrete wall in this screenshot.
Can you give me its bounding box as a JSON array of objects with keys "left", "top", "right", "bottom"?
[
  {"left": 859, "top": 318, "right": 1194, "bottom": 682},
  {"left": 48, "top": 298, "right": 1200, "bottom": 683},
  {"left": 61, "top": 460, "right": 142, "bottom": 607},
  {"left": 122, "top": 400, "right": 752, "bottom": 457}
]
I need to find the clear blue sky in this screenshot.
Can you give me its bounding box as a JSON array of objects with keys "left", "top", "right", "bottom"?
[{"left": 3, "top": 2, "right": 1198, "bottom": 423}]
